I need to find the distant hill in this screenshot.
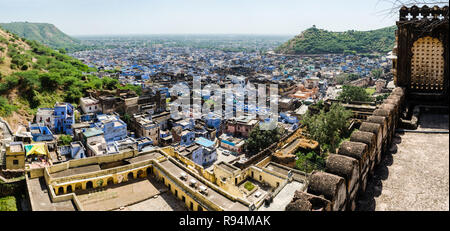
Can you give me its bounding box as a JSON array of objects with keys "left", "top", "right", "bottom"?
[
  {"left": 0, "top": 22, "right": 80, "bottom": 49},
  {"left": 275, "top": 26, "right": 396, "bottom": 55}
]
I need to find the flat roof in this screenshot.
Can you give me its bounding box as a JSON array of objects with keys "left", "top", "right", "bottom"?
[
  {"left": 50, "top": 164, "right": 101, "bottom": 179},
  {"left": 126, "top": 152, "right": 162, "bottom": 164},
  {"left": 83, "top": 128, "right": 104, "bottom": 137},
  {"left": 217, "top": 161, "right": 239, "bottom": 173},
  {"left": 195, "top": 137, "right": 214, "bottom": 148},
  {"left": 159, "top": 159, "right": 248, "bottom": 211}
]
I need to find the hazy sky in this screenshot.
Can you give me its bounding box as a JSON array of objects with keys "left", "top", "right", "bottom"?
[{"left": 0, "top": 0, "right": 399, "bottom": 35}]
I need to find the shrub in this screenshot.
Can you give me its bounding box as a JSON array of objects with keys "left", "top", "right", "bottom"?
[
  {"left": 0, "top": 96, "right": 17, "bottom": 116},
  {"left": 301, "top": 103, "right": 353, "bottom": 152},
  {"left": 337, "top": 85, "right": 372, "bottom": 102},
  {"left": 59, "top": 135, "right": 73, "bottom": 145},
  {"left": 295, "top": 151, "right": 325, "bottom": 173}
]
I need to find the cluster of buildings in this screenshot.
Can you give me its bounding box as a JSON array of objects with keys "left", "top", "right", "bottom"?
[
  {"left": 0, "top": 38, "right": 396, "bottom": 211},
  {"left": 2, "top": 43, "right": 396, "bottom": 175}
]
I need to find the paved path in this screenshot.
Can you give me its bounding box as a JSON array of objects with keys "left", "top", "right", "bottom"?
[
  {"left": 357, "top": 113, "right": 449, "bottom": 211},
  {"left": 258, "top": 181, "right": 304, "bottom": 211},
  {"left": 77, "top": 178, "right": 161, "bottom": 211},
  {"left": 28, "top": 177, "right": 76, "bottom": 211}
]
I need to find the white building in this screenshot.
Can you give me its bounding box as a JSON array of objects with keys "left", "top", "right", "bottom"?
[{"left": 79, "top": 97, "right": 101, "bottom": 114}]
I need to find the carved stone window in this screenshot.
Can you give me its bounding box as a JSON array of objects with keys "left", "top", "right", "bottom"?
[{"left": 410, "top": 36, "right": 444, "bottom": 91}]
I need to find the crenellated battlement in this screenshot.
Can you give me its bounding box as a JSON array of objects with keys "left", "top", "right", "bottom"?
[{"left": 399, "top": 5, "right": 448, "bottom": 22}]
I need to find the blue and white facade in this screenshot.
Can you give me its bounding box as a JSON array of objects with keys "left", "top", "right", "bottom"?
[
  {"left": 192, "top": 137, "right": 217, "bottom": 166},
  {"left": 95, "top": 114, "right": 128, "bottom": 143}
]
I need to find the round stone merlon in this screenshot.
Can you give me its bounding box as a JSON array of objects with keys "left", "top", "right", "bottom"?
[
  {"left": 337, "top": 141, "right": 368, "bottom": 161},
  {"left": 307, "top": 171, "right": 346, "bottom": 202},
  {"left": 350, "top": 130, "right": 376, "bottom": 147},
  {"left": 359, "top": 122, "right": 381, "bottom": 135},
  {"left": 326, "top": 154, "right": 359, "bottom": 181}
]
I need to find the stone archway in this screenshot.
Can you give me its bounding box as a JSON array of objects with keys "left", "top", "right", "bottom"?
[
  {"left": 67, "top": 185, "right": 73, "bottom": 193},
  {"left": 127, "top": 172, "right": 134, "bottom": 181},
  {"left": 86, "top": 181, "right": 93, "bottom": 189},
  {"left": 107, "top": 177, "right": 114, "bottom": 185},
  {"left": 57, "top": 187, "right": 64, "bottom": 195},
  {"left": 146, "top": 166, "right": 153, "bottom": 176}
]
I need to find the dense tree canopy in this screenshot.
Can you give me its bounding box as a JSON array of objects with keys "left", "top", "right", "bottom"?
[
  {"left": 301, "top": 103, "right": 353, "bottom": 152},
  {"left": 337, "top": 85, "right": 373, "bottom": 102},
  {"left": 276, "top": 26, "right": 396, "bottom": 54},
  {"left": 244, "top": 125, "right": 283, "bottom": 156}
]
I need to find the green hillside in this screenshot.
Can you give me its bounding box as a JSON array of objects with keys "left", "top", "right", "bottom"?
[
  {"left": 0, "top": 22, "right": 80, "bottom": 49},
  {"left": 276, "top": 26, "right": 396, "bottom": 55},
  {"left": 0, "top": 27, "right": 139, "bottom": 129}
]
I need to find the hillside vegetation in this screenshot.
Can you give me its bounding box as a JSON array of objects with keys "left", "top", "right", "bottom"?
[
  {"left": 0, "top": 22, "right": 80, "bottom": 50},
  {"left": 0, "top": 27, "right": 139, "bottom": 131},
  {"left": 276, "top": 26, "right": 396, "bottom": 55}
]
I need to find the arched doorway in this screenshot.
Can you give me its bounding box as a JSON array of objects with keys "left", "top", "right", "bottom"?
[
  {"left": 86, "top": 181, "right": 93, "bottom": 189},
  {"left": 127, "top": 172, "right": 134, "bottom": 181},
  {"left": 411, "top": 36, "right": 444, "bottom": 91},
  {"left": 146, "top": 167, "right": 153, "bottom": 176},
  {"left": 57, "top": 187, "right": 64, "bottom": 194},
  {"left": 67, "top": 185, "right": 73, "bottom": 193},
  {"left": 107, "top": 177, "right": 114, "bottom": 185}
]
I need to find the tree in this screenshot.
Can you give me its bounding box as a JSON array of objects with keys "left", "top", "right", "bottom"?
[
  {"left": 371, "top": 68, "right": 383, "bottom": 79},
  {"left": 102, "top": 77, "right": 119, "bottom": 90},
  {"left": 123, "top": 113, "right": 131, "bottom": 125},
  {"left": 59, "top": 135, "right": 72, "bottom": 145},
  {"left": 376, "top": 93, "right": 389, "bottom": 102},
  {"left": 39, "top": 73, "right": 60, "bottom": 91},
  {"left": 335, "top": 73, "right": 349, "bottom": 85},
  {"left": 348, "top": 73, "right": 360, "bottom": 81},
  {"left": 295, "top": 151, "right": 326, "bottom": 173},
  {"left": 338, "top": 85, "right": 373, "bottom": 102},
  {"left": 244, "top": 125, "right": 282, "bottom": 156},
  {"left": 301, "top": 103, "right": 353, "bottom": 152}
]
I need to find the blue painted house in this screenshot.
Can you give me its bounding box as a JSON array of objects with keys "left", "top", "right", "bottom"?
[
  {"left": 280, "top": 112, "right": 299, "bottom": 124},
  {"left": 136, "top": 137, "right": 153, "bottom": 152},
  {"left": 29, "top": 123, "right": 54, "bottom": 142},
  {"left": 70, "top": 141, "right": 86, "bottom": 159},
  {"left": 193, "top": 137, "right": 217, "bottom": 166},
  {"left": 180, "top": 130, "right": 196, "bottom": 146},
  {"left": 53, "top": 103, "right": 75, "bottom": 135},
  {"left": 95, "top": 114, "right": 128, "bottom": 143},
  {"left": 205, "top": 113, "right": 222, "bottom": 132}
]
